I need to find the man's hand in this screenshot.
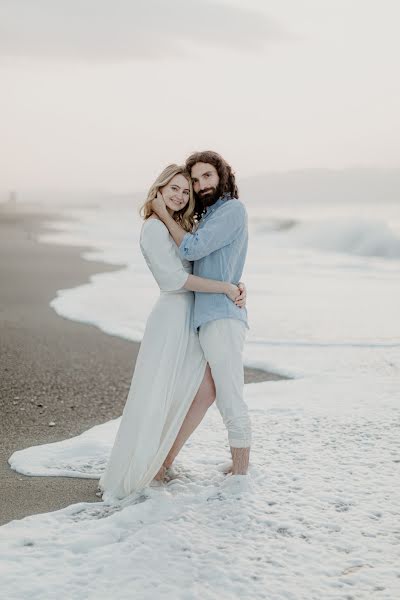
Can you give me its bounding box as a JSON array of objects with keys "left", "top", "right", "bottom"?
[
  {"left": 151, "top": 192, "right": 168, "bottom": 221},
  {"left": 235, "top": 281, "right": 247, "bottom": 308}
]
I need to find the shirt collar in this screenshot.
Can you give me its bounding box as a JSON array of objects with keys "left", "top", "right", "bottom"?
[{"left": 203, "top": 194, "right": 231, "bottom": 218}]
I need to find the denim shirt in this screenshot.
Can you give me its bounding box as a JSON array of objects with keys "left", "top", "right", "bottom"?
[{"left": 179, "top": 196, "right": 249, "bottom": 331}]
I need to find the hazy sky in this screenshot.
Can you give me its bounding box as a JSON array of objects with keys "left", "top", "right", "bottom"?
[{"left": 1, "top": 0, "right": 400, "bottom": 192}]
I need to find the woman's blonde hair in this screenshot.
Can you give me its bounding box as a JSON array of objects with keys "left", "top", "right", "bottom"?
[{"left": 140, "top": 164, "right": 195, "bottom": 232}]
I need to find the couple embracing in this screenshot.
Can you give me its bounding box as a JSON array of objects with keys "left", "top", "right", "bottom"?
[{"left": 98, "top": 150, "right": 252, "bottom": 502}]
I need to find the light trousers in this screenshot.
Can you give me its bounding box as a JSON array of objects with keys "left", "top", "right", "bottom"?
[{"left": 199, "top": 318, "right": 252, "bottom": 448}]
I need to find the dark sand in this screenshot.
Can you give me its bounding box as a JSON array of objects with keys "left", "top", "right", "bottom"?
[{"left": 0, "top": 205, "right": 284, "bottom": 526}]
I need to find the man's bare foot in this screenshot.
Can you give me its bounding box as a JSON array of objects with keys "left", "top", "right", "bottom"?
[
  {"left": 230, "top": 447, "right": 250, "bottom": 475},
  {"left": 217, "top": 461, "right": 233, "bottom": 475}
]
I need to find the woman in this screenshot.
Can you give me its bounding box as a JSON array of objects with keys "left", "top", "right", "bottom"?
[{"left": 98, "top": 164, "right": 245, "bottom": 502}]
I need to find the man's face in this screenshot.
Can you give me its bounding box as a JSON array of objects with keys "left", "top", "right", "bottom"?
[{"left": 190, "top": 162, "right": 220, "bottom": 206}]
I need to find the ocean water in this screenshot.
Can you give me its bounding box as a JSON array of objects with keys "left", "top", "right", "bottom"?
[
  {"left": 4, "top": 195, "right": 400, "bottom": 598},
  {"left": 37, "top": 195, "right": 400, "bottom": 380}
]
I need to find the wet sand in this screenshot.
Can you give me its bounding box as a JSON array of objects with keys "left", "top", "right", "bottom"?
[{"left": 0, "top": 205, "right": 283, "bottom": 525}]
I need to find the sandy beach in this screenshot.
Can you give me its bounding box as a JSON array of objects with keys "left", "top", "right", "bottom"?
[{"left": 0, "top": 205, "right": 280, "bottom": 526}]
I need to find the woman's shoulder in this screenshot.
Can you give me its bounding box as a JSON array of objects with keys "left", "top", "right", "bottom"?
[
  {"left": 141, "top": 217, "right": 168, "bottom": 234},
  {"left": 140, "top": 217, "right": 170, "bottom": 246}
]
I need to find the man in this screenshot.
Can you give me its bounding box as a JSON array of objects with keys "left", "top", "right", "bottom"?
[{"left": 152, "top": 150, "right": 251, "bottom": 476}]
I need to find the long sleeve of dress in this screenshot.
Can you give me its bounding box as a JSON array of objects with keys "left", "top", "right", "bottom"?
[{"left": 140, "top": 219, "right": 190, "bottom": 292}]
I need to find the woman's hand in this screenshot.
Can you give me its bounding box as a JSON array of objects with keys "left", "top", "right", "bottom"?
[
  {"left": 235, "top": 281, "right": 247, "bottom": 308},
  {"left": 225, "top": 283, "right": 241, "bottom": 303},
  {"left": 151, "top": 192, "right": 168, "bottom": 219}
]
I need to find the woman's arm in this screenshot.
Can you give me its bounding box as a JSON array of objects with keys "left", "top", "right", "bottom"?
[{"left": 183, "top": 274, "right": 242, "bottom": 304}]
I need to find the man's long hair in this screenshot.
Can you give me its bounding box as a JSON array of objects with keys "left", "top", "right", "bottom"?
[{"left": 185, "top": 150, "right": 239, "bottom": 219}]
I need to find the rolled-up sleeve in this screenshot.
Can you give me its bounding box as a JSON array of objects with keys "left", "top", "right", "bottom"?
[{"left": 179, "top": 201, "right": 245, "bottom": 261}]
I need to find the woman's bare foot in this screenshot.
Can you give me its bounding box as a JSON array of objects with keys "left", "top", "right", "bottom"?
[
  {"left": 153, "top": 465, "right": 167, "bottom": 481},
  {"left": 164, "top": 466, "right": 180, "bottom": 482}
]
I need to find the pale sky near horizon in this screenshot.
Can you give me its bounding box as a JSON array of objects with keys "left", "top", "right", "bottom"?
[{"left": 1, "top": 0, "right": 400, "bottom": 193}]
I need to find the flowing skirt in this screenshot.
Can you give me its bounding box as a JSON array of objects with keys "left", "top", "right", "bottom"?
[{"left": 98, "top": 290, "right": 206, "bottom": 502}]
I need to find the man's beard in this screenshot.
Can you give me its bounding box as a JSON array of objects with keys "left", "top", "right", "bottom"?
[{"left": 196, "top": 184, "right": 222, "bottom": 209}]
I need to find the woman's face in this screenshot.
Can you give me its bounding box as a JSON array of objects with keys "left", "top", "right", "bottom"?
[{"left": 160, "top": 174, "right": 190, "bottom": 214}]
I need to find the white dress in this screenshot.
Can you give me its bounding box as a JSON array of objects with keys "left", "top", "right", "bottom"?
[{"left": 98, "top": 218, "right": 206, "bottom": 502}]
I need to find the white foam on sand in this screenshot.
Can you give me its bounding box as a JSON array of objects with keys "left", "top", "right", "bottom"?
[
  {"left": 4, "top": 376, "right": 400, "bottom": 599},
  {"left": 3, "top": 199, "right": 400, "bottom": 599},
  {"left": 4, "top": 378, "right": 400, "bottom": 600}
]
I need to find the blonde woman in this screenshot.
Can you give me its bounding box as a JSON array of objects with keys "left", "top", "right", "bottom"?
[{"left": 98, "top": 165, "right": 245, "bottom": 502}]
